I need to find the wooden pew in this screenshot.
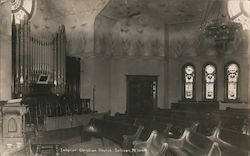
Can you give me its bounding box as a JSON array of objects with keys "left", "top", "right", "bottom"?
[
  {"left": 242, "top": 119, "right": 250, "bottom": 135},
  {"left": 103, "top": 114, "right": 136, "bottom": 125},
  {"left": 114, "top": 112, "right": 154, "bottom": 123},
  {"left": 166, "top": 128, "right": 221, "bottom": 156},
  {"left": 209, "top": 127, "right": 250, "bottom": 156},
  {"left": 156, "top": 109, "right": 249, "bottom": 132},
  {"left": 122, "top": 125, "right": 144, "bottom": 149},
  {"left": 211, "top": 111, "right": 247, "bottom": 132},
  {"left": 81, "top": 118, "right": 143, "bottom": 148},
  {"left": 133, "top": 130, "right": 169, "bottom": 156},
  {"left": 113, "top": 112, "right": 199, "bottom": 140},
  {"left": 168, "top": 120, "right": 199, "bottom": 139},
  {"left": 134, "top": 118, "right": 172, "bottom": 141},
  {"left": 155, "top": 116, "right": 200, "bottom": 139},
  {"left": 196, "top": 120, "right": 221, "bottom": 136}
]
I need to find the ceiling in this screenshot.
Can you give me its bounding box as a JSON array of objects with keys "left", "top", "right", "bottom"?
[
  {"left": 29, "top": 0, "right": 218, "bottom": 33},
  {"left": 30, "top": 0, "right": 109, "bottom": 33},
  {"left": 100, "top": 0, "right": 215, "bottom": 24}
]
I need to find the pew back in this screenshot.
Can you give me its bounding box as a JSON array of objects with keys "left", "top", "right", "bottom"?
[
  {"left": 167, "top": 129, "right": 221, "bottom": 156},
  {"left": 217, "top": 128, "right": 250, "bottom": 150},
  {"left": 185, "top": 130, "right": 214, "bottom": 154},
  {"left": 133, "top": 130, "right": 168, "bottom": 156}
]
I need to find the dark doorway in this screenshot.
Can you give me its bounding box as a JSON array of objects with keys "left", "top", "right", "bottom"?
[{"left": 127, "top": 76, "right": 158, "bottom": 115}]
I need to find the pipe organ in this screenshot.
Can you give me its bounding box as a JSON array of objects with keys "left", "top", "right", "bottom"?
[
  {"left": 12, "top": 17, "right": 66, "bottom": 97},
  {"left": 12, "top": 17, "right": 82, "bottom": 127}
]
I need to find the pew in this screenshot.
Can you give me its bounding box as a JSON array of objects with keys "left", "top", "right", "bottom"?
[
  {"left": 122, "top": 125, "right": 144, "bottom": 149},
  {"left": 107, "top": 113, "right": 200, "bottom": 139},
  {"left": 166, "top": 128, "right": 221, "bottom": 156},
  {"left": 133, "top": 130, "right": 169, "bottom": 156},
  {"left": 115, "top": 112, "right": 155, "bottom": 120},
  {"left": 217, "top": 115, "right": 245, "bottom": 132},
  {"left": 134, "top": 118, "right": 172, "bottom": 141},
  {"left": 196, "top": 120, "right": 221, "bottom": 136},
  {"left": 102, "top": 115, "right": 172, "bottom": 146},
  {"left": 87, "top": 111, "right": 249, "bottom": 156},
  {"left": 111, "top": 109, "right": 248, "bottom": 136},
  {"left": 81, "top": 118, "right": 143, "bottom": 148},
  {"left": 167, "top": 120, "right": 199, "bottom": 138},
  {"left": 209, "top": 127, "right": 250, "bottom": 156},
  {"left": 242, "top": 119, "right": 250, "bottom": 135},
  {"left": 103, "top": 114, "right": 136, "bottom": 125}
]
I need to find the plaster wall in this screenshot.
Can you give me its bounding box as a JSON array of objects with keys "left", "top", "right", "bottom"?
[
  {"left": 90, "top": 15, "right": 166, "bottom": 114},
  {"left": 110, "top": 57, "right": 165, "bottom": 114}
]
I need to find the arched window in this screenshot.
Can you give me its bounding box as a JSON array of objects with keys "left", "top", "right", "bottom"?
[
  {"left": 225, "top": 63, "right": 239, "bottom": 100},
  {"left": 8, "top": 118, "right": 17, "bottom": 133},
  {"left": 11, "top": 0, "right": 35, "bottom": 24},
  {"left": 204, "top": 64, "right": 216, "bottom": 100},
  {"left": 183, "top": 64, "right": 195, "bottom": 100}
]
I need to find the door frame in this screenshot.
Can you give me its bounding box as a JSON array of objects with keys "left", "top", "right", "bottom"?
[{"left": 126, "top": 75, "right": 158, "bottom": 114}]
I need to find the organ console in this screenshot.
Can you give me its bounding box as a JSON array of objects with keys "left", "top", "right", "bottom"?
[{"left": 12, "top": 16, "right": 66, "bottom": 97}]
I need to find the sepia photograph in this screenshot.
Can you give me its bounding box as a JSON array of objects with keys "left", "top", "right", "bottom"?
[{"left": 0, "top": 0, "right": 250, "bottom": 155}]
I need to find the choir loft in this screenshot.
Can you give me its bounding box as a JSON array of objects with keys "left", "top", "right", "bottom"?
[{"left": 0, "top": 0, "right": 250, "bottom": 155}]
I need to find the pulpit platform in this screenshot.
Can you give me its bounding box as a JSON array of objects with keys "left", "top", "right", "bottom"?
[{"left": 171, "top": 101, "right": 219, "bottom": 111}]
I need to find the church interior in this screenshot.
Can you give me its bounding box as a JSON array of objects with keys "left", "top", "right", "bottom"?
[{"left": 0, "top": 0, "right": 250, "bottom": 155}]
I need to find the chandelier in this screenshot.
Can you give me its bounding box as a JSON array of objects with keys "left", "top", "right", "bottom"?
[{"left": 204, "top": 15, "right": 243, "bottom": 51}]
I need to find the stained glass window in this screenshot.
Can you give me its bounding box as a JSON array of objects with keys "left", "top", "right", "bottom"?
[
  {"left": 184, "top": 65, "right": 195, "bottom": 100},
  {"left": 11, "top": 0, "right": 35, "bottom": 24},
  {"left": 204, "top": 64, "right": 216, "bottom": 100},
  {"left": 226, "top": 63, "right": 239, "bottom": 100}
]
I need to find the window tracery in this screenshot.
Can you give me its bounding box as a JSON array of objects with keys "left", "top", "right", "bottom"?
[
  {"left": 184, "top": 65, "right": 195, "bottom": 100},
  {"left": 204, "top": 64, "right": 216, "bottom": 100},
  {"left": 11, "top": 0, "right": 35, "bottom": 24},
  {"left": 226, "top": 63, "right": 239, "bottom": 100}
]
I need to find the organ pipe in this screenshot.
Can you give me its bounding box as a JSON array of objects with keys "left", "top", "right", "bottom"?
[{"left": 12, "top": 18, "right": 67, "bottom": 97}]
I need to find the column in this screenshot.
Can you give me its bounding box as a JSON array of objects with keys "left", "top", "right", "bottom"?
[{"left": 0, "top": 2, "right": 12, "bottom": 100}]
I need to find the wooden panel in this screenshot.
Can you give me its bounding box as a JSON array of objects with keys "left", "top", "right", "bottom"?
[
  {"left": 127, "top": 76, "right": 158, "bottom": 115},
  {"left": 65, "top": 56, "right": 81, "bottom": 113}
]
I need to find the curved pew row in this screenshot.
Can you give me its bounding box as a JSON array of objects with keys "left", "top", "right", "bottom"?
[
  {"left": 162, "top": 128, "right": 221, "bottom": 156},
  {"left": 81, "top": 117, "right": 200, "bottom": 154},
  {"left": 116, "top": 111, "right": 250, "bottom": 135},
  {"left": 103, "top": 114, "right": 200, "bottom": 141},
  {"left": 132, "top": 128, "right": 222, "bottom": 156},
  {"left": 81, "top": 111, "right": 250, "bottom": 156}
]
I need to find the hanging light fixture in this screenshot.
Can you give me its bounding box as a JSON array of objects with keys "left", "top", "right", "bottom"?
[
  {"left": 202, "top": 0, "right": 243, "bottom": 51},
  {"left": 204, "top": 14, "right": 242, "bottom": 50}
]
